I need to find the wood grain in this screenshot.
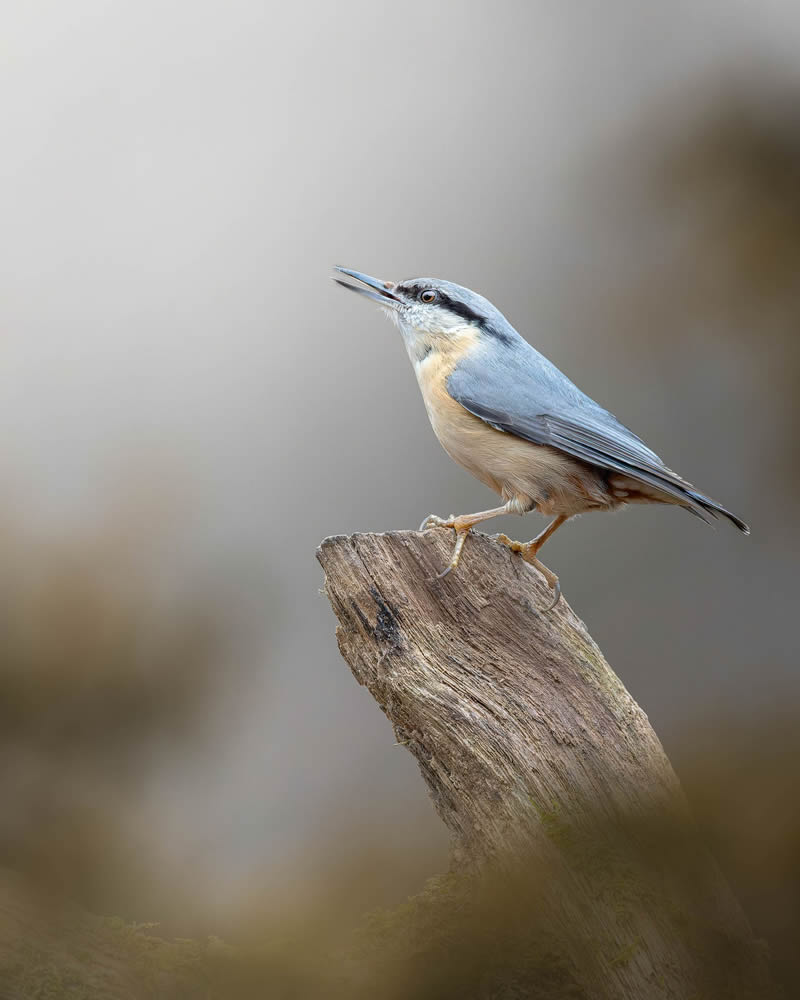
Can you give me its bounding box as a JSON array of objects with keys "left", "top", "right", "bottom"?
[{"left": 317, "top": 527, "right": 771, "bottom": 999}]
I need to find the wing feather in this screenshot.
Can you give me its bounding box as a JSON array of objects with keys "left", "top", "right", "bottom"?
[{"left": 447, "top": 344, "right": 748, "bottom": 532}]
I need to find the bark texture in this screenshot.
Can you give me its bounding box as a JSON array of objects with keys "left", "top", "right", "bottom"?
[{"left": 317, "top": 528, "right": 771, "bottom": 999}]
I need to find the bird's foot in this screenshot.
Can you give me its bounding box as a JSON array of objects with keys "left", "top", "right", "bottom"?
[
  {"left": 419, "top": 514, "right": 474, "bottom": 578},
  {"left": 494, "top": 532, "right": 525, "bottom": 554},
  {"left": 419, "top": 513, "right": 456, "bottom": 532},
  {"left": 435, "top": 529, "right": 471, "bottom": 579},
  {"left": 495, "top": 533, "right": 562, "bottom": 612}
]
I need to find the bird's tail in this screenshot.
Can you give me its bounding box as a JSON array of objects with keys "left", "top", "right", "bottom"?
[{"left": 682, "top": 488, "right": 750, "bottom": 534}]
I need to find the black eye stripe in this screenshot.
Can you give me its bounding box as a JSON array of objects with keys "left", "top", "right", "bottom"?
[
  {"left": 437, "top": 293, "right": 483, "bottom": 324},
  {"left": 397, "top": 284, "right": 514, "bottom": 344}
]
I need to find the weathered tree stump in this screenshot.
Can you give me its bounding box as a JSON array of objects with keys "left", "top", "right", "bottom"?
[{"left": 317, "top": 528, "right": 772, "bottom": 999}]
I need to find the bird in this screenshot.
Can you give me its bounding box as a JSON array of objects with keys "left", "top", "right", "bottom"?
[{"left": 333, "top": 267, "right": 749, "bottom": 610}]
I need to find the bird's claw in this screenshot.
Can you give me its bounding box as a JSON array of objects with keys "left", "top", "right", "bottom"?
[
  {"left": 542, "top": 578, "right": 562, "bottom": 613},
  {"left": 419, "top": 515, "right": 470, "bottom": 578},
  {"left": 495, "top": 533, "right": 562, "bottom": 613}
]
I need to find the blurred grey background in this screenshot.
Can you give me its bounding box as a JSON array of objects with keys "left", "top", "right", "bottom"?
[{"left": 1, "top": 0, "right": 798, "bottom": 925}]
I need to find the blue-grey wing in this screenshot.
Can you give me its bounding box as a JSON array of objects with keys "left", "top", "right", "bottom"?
[{"left": 447, "top": 342, "right": 748, "bottom": 530}]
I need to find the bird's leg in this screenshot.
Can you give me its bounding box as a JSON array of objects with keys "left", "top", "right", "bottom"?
[
  {"left": 496, "top": 515, "right": 570, "bottom": 611},
  {"left": 420, "top": 503, "right": 516, "bottom": 579}
]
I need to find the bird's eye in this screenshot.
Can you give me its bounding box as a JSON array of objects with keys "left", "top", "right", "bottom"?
[{"left": 420, "top": 289, "right": 437, "bottom": 304}]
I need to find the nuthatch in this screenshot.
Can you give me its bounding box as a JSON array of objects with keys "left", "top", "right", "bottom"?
[{"left": 334, "top": 267, "right": 749, "bottom": 610}]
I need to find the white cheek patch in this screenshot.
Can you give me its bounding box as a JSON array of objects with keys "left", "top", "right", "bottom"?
[
  {"left": 385, "top": 302, "right": 477, "bottom": 369},
  {"left": 410, "top": 307, "right": 465, "bottom": 335}
]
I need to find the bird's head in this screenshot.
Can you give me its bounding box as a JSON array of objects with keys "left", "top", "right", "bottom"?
[{"left": 333, "top": 267, "right": 518, "bottom": 360}]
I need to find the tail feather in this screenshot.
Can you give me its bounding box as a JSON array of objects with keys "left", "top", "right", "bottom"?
[
  {"left": 685, "top": 489, "right": 750, "bottom": 534},
  {"left": 614, "top": 465, "right": 750, "bottom": 534}
]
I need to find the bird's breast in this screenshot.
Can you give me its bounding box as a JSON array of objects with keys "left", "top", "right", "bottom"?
[{"left": 414, "top": 341, "right": 515, "bottom": 496}]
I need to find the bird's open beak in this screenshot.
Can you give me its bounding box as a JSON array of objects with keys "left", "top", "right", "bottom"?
[{"left": 333, "top": 267, "right": 401, "bottom": 306}]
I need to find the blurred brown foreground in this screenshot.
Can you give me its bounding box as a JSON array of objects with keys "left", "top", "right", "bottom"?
[
  {"left": 0, "top": 754, "right": 795, "bottom": 999},
  {"left": 0, "top": 508, "right": 796, "bottom": 998}
]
